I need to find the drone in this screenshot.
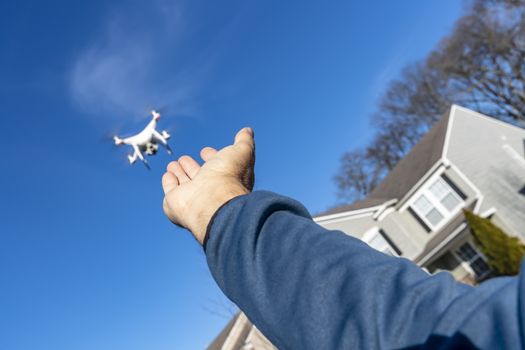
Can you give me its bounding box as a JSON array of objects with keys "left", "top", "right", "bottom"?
[{"left": 113, "top": 110, "right": 173, "bottom": 169}]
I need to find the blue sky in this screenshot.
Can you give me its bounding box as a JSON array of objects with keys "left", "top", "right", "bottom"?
[{"left": 0, "top": 1, "right": 463, "bottom": 348}]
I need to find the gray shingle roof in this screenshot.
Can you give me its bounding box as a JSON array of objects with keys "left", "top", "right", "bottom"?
[
  {"left": 320, "top": 111, "right": 450, "bottom": 216},
  {"left": 369, "top": 112, "right": 450, "bottom": 200}
]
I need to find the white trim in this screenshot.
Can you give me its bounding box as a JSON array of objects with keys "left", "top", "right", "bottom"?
[
  {"left": 453, "top": 240, "right": 491, "bottom": 279},
  {"left": 441, "top": 105, "right": 456, "bottom": 160},
  {"left": 458, "top": 261, "right": 475, "bottom": 278},
  {"left": 480, "top": 207, "right": 496, "bottom": 218},
  {"left": 362, "top": 226, "right": 400, "bottom": 257},
  {"left": 400, "top": 165, "right": 444, "bottom": 212},
  {"left": 447, "top": 163, "right": 484, "bottom": 213},
  {"left": 398, "top": 162, "right": 446, "bottom": 211},
  {"left": 222, "top": 313, "right": 249, "bottom": 349},
  {"left": 314, "top": 204, "right": 383, "bottom": 223},
  {"left": 372, "top": 199, "right": 398, "bottom": 220},
  {"left": 453, "top": 104, "right": 525, "bottom": 133},
  {"left": 397, "top": 105, "right": 453, "bottom": 209},
  {"left": 315, "top": 212, "right": 376, "bottom": 225},
  {"left": 376, "top": 207, "right": 396, "bottom": 221},
  {"left": 315, "top": 199, "right": 399, "bottom": 225},
  {"left": 406, "top": 174, "right": 465, "bottom": 232},
  {"left": 416, "top": 222, "right": 468, "bottom": 265},
  {"left": 362, "top": 226, "right": 380, "bottom": 242}
]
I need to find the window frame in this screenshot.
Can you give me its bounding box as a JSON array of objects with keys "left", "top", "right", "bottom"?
[
  {"left": 362, "top": 227, "right": 402, "bottom": 257},
  {"left": 407, "top": 173, "right": 464, "bottom": 232},
  {"left": 453, "top": 241, "right": 491, "bottom": 279}
]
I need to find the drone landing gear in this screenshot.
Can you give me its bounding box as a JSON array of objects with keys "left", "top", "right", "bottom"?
[{"left": 128, "top": 153, "right": 151, "bottom": 170}]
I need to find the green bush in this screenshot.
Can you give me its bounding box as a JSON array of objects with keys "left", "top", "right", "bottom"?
[{"left": 464, "top": 210, "right": 525, "bottom": 276}]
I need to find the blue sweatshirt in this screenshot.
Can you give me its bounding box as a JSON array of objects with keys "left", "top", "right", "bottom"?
[{"left": 204, "top": 191, "right": 525, "bottom": 349}]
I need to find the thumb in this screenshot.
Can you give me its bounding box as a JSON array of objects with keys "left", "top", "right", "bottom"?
[{"left": 234, "top": 127, "right": 254, "bottom": 148}]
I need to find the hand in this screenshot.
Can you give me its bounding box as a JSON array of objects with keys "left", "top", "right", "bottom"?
[{"left": 161, "top": 127, "right": 255, "bottom": 244}]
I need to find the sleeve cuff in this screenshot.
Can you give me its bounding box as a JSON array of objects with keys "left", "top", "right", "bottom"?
[{"left": 202, "top": 193, "right": 249, "bottom": 251}]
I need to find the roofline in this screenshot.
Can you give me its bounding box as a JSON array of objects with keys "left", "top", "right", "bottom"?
[
  {"left": 397, "top": 161, "right": 445, "bottom": 210},
  {"left": 221, "top": 313, "right": 251, "bottom": 350},
  {"left": 314, "top": 199, "right": 398, "bottom": 224},
  {"left": 372, "top": 199, "right": 399, "bottom": 220},
  {"left": 317, "top": 105, "right": 503, "bottom": 225},
  {"left": 314, "top": 204, "right": 383, "bottom": 223},
  {"left": 415, "top": 201, "right": 492, "bottom": 266},
  {"left": 415, "top": 222, "right": 468, "bottom": 266},
  {"left": 447, "top": 163, "right": 484, "bottom": 213},
  {"left": 453, "top": 104, "right": 525, "bottom": 133},
  {"left": 441, "top": 105, "right": 456, "bottom": 160},
  {"left": 398, "top": 105, "right": 489, "bottom": 211},
  {"left": 396, "top": 107, "right": 456, "bottom": 208}
]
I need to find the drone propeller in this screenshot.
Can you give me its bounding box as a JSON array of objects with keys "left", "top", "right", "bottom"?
[
  {"left": 100, "top": 132, "right": 116, "bottom": 142},
  {"left": 100, "top": 134, "right": 121, "bottom": 152},
  {"left": 146, "top": 105, "right": 169, "bottom": 117},
  {"left": 100, "top": 120, "right": 129, "bottom": 143}
]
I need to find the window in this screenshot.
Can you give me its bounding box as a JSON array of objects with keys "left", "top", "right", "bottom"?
[
  {"left": 410, "top": 176, "right": 463, "bottom": 231},
  {"left": 455, "top": 242, "right": 491, "bottom": 278},
  {"left": 364, "top": 229, "right": 402, "bottom": 256}
]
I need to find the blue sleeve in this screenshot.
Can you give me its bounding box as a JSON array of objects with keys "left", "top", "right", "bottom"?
[{"left": 204, "top": 191, "right": 525, "bottom": 349}]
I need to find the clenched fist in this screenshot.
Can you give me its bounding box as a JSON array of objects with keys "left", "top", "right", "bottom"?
[{"left": 161, "top": 127, "right": 255, "bottom": 244}]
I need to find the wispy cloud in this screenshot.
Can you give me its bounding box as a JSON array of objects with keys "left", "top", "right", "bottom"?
[{"left": 69, "top": 1, "right": 201, "bottom": 119}]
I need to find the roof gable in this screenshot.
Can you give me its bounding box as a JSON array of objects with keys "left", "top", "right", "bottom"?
[
  {"left": 317, "top": 197, "right": 392, "bottom": 217},
  {"left": 368, "top": 111, "right": 450, "bottom": 200},
  {"left": 317, "top": 111, "right": 450, "bottom": 217}
]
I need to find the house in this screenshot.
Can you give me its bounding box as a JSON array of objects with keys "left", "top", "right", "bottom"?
[
  {"left": 206, "top": 105, "right": 525, "bottom": 349},
  {"left": 207, "top": 313, "right": 276, "bottom": 350}
]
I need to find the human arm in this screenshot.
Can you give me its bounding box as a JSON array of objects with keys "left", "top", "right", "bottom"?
[
  {"left": 161, "top": 128, "right": 524, "bottom": 349},
  {"left": 204, "top": 191, "right": 524, "bottom": 349}
]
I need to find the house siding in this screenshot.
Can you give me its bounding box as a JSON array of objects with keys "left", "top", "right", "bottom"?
[
  {"left": 446, "top": 106, "right": 525, "bottom": 238},
  {"left": 317, "top": 214, "right": 377, "bottom": 238},
  {"left": 378, "top": 213, "right": 421, "bottom": 258},
  {"left": 316, "top": 165, "right": 480, "bottom": 261}
]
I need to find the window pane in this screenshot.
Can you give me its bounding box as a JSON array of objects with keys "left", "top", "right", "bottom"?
[
  {"left": 368, "top": 232, "right": 397, "bottom": 256},
  {"left": 429, "top": 178, "right": 448, "bottom": 200},
  {"left": 470, "top": 257, "right": 490, "bottom": 277},
  {"left": 425, "top": 208, "right": 444, "bottom": 226},
  {"left": 441, "top": 193, "right": 460, "bottom": 212},
  {"left": 414, "top": 195, "right": 432, "bottom": 215},
  {"left": 457, "top": 243, "right": 477, "bottom": 261}
]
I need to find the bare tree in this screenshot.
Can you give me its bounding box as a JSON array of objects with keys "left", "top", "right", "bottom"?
[
  {"left": 335, "top": 0, "right": 525, "bottom": 202},
  {"left": 429, "top": 0, "right": 525, "bottom": 124},
  {"left": 334, "top": 149, "right": 385, "bottom": 201}
]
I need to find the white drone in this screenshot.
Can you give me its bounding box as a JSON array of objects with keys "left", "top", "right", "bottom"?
[{"left": 113, "top": 110, "right": 172, "bottom": 169}]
